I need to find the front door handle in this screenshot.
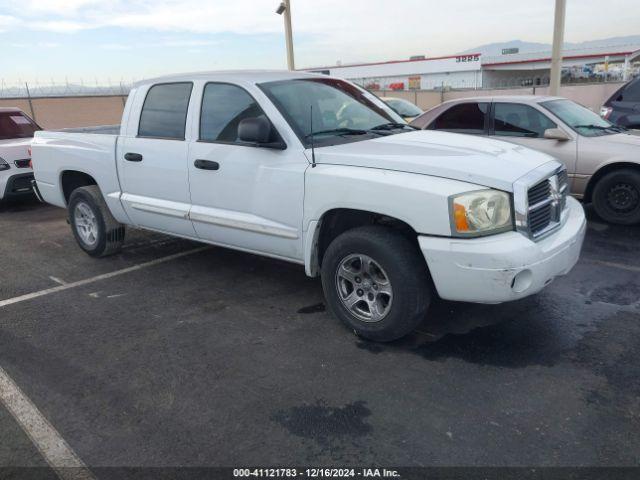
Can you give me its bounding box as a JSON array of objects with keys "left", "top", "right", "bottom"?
[
  {"left": 124, "top": 152, "right": 143, "bottom": 162},
  {"left": 194, "top": 159, "right": 220, "bottom": 171}
]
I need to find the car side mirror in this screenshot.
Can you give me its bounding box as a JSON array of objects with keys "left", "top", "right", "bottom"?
[
  {"left": 543, "top": 128, "right": 570, "bottom": 141},
  {"left": 238, "top": 116, "right": 271, "bottom": 143},
  {"left": 238, "top": 116, "right": 286, "bottom": 149}
]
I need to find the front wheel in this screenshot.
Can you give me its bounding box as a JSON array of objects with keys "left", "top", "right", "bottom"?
[
  {"left": 68, "top": 185, "right": 125, "bottom": 257},
  {"left": 592, "top": 169, "right": 640, "bottom": 225},
  {"left": 321, "top": 226, "right": 432, "bottom": 342}
]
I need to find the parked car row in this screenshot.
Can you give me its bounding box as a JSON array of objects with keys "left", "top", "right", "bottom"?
[{"left": 7, "top": 71, "right": 636, "bottom": 342}]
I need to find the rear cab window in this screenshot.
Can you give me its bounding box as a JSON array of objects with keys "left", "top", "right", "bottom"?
[
  {"left": 0, "top": 111, "right": 40, "bottom": 140},
  {"left": 138, "top": 82, "right": 193, "bottom": 139},
  {"left": 429, "top": 102, "right": 488, "bottom": 134}
]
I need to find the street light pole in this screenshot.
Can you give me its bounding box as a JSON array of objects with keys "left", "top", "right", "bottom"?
[
  {"left": 276, "top": 0, "right": 295, "bottom": 71},
  {"left": 549, "top": 0, "right": 566, "bottom": 96}
]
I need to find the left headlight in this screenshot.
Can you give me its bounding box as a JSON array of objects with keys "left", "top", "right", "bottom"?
[
  {"left": 0, "top": 157, "right": 10, "bottom": 171},
  {"left": 449, "top": 189, "right": 513, "bottom": 237}
]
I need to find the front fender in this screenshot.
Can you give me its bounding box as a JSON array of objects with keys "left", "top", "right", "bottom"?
[{"left": 302, "top": 165, "right": 484, "bottom": 275}]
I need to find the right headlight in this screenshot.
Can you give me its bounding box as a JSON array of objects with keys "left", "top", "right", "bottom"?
[
  {"left": 449, "top": 189, "right": 513, "bottom": 237},
  {"left": 0, "top": 157, "right": 10, "bottom": 171}
]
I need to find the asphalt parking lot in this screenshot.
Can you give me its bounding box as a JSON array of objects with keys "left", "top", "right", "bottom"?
[{"left": 1, "top": 197, "right": 639, "bottom": 475}]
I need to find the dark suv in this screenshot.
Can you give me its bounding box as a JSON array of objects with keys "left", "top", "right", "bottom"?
[{"left": 601, "top": 77, "right": 640, "bottom": 129}]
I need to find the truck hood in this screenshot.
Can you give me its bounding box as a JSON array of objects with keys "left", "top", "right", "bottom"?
[
  {"left": 311, "top": 130, "right": 559, "bottom": 192},
  {"left": 0, "top": 137, "right": 32, "bottom": 162}
]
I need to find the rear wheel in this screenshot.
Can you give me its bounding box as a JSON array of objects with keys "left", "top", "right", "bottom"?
[
  {"left": 68, "top": 185, "right": 125, "bottom": 257},
  {"left": 321, "top": 225, "right": 432, "bottom": 342},
  {"left": 592, "top": 169, "right": 640, "bottom": 225}
]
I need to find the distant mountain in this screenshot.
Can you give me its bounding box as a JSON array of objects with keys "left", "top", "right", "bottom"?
[
  {"left": 461, "top": 35, "right": 640, "bottom": 56},
  {"left": 461, "top": 39, "right": 550, "bottom": 56}
]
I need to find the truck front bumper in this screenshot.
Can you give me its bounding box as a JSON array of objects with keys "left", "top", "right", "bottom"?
[{"left": 419, "top": 196, "right": 586, "bottom": 303}]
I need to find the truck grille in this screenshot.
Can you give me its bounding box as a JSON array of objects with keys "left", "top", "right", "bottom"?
[{"left": 526, "top": 169, "right": 569, "bottom": 239}]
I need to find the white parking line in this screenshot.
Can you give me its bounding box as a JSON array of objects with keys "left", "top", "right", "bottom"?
[
  {"left": 0, "top": 246, "right": 209, "bottom": 309},
  {"left": 0, "top": 366, "right": 95, "bottom": 480}
]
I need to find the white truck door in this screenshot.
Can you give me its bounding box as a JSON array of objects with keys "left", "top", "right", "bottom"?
[
  {"left": 117, "top": 82, "right": 197, "bottom": 237},
  {"left": 187, "top": 82, "right": 306, "bottom": 262}
]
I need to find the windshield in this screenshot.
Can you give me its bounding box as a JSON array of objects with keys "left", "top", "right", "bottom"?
[
  {"left": 385, "top": 98, "right": 423, "bottom": 117},
  {"left": 259, "top": 78, "right": 405, "bottom": 147},
  {"left": 0, "top": 111, "right": 40, "bottom": 140},
  {"left": 541, "top": 99, "right": 620, "bottom": 137}
]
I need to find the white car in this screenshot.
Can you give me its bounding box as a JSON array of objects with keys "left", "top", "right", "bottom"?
[
  {"left": 32, "top": 71, "right": 586, "bottom": 342},
  {"left": 0, "top": 108, "right": 38, "bottom": 202},
  {"left": 411, "top": 95, "right": 640, "bottom": 225}
]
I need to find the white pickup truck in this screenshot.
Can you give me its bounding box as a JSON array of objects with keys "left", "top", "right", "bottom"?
[
  {"left": 0, "top": 108, "right": 39, "bottom": 202},
  {"left": 32, "top": 71, "right": 587, "bottom": 341}
]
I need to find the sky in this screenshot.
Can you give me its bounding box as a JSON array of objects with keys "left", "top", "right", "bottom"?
[{"left": 0, "top": 0, "right": 639, "bottom": 85}]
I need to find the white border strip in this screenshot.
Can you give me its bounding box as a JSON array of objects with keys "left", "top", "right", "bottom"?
[
  {"left": 0, "top": 366, "right": 95, "bottom": 480},
  {"left": 0, "top": 246, "right": 209, "bottom": 309}
]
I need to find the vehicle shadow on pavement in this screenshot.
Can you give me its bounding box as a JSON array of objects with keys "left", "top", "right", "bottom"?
[{"left": 0, "top": 195, "right": 42, "bottom": 213}]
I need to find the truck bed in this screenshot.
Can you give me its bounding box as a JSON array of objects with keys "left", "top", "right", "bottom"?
[{"left": 32, "top": 129, "right": 122, "bottom": 211}]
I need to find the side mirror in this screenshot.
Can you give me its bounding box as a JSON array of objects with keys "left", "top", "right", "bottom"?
[
  {"left": 238, "top": 116, "right": 286, "bottom": 149},
  {"left": 543, "top": 128, "right": 570, "bottom": 141},
  {"left": 238, "top": 116, "right": 272, "bottom": 144}
]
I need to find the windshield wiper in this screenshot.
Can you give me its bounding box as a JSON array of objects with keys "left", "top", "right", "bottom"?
[
  {"left": 371, "top": 122, "right": 419, "bottom": 131},
  {"left": 304, "top": 128, "right": 370, "bottom": 139}
]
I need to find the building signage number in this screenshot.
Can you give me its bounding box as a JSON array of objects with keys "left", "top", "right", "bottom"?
[{"left": 455, "top": 54, "right": 480, "bottom": 63}]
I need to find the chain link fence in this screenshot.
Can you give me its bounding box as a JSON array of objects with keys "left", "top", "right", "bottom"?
[{"left": 0, "top": 80, "right": 135, "bottom": 99}]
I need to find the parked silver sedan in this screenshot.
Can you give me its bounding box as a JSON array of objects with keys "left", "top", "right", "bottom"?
[{"left": 411, "top": 95, "right": 640, "bottom": 225}]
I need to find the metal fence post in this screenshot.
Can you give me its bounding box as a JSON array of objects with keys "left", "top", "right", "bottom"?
[{"left": 25, "top": 83, "right": 37, "bottom": 123}]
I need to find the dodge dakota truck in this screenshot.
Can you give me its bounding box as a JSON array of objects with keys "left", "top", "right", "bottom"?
[
  {"left": 0, "top": 107, "right": 39, "bottom": 202},
  {"left": 32, "top": 71, "right": 587, "bottom": 341}
]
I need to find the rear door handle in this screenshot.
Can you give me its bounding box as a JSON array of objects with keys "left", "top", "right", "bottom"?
[
  {"left": 124, "top": 152, "right": 143, "bottom": 162},
  {"left": 194, "top": 159, "right": 220, "bottom": 171}
]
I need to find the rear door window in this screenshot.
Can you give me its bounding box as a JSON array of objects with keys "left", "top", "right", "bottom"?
[
  {"left": 430, "top": 103, "right": 488, "bottom": 134},
  {"left": 138, "top": 82, "right": 193, "bottom": 139},
  {"left": 493, "top": 103, "right": 556, "bottom": 138}
]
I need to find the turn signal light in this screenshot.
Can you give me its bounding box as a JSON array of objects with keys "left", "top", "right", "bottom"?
[{"left": 453, "top": 204, "right": 470, "bottom": 232}]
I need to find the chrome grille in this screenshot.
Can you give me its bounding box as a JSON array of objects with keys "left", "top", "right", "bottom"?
[
  {"left": 514, "top": 165, "right": 569, "bottom": 241},
  {"left": 528, "top": 179, "right": 551, "bottom": 206}
]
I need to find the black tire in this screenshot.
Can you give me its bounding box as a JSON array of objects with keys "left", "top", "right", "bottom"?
[
  {"left": 68, "top": 185, "right": 125, "bottom": 257},
  {"left": 321, "top": 225, "right": 432, "bottom": 342},
  {"left": 592, "top": 169, "right": 640, "bottom": 225}
]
